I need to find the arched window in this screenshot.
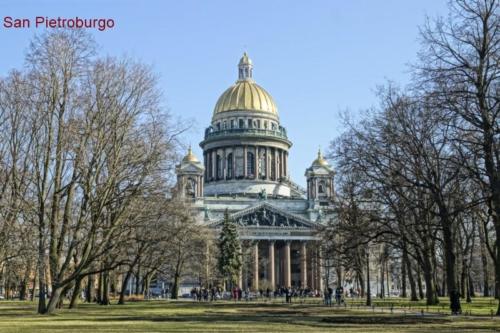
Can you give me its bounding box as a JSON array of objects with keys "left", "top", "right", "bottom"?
[
  {"left": 185, "top": 178, "right": 196, "bottom": 198},
  {"left": 226, "top": 153, "right": 233, "bottom": 179},
  {"left": 247, "top": 152, "right": 255, "bottom": 177},
  {"left": 318, "top": 181, "right": 326, "bottom": 194},
  {"left": 216, "top": 155, "right": 222, "bottom": 180}
]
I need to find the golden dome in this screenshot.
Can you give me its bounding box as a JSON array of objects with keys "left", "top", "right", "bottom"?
[
  {"left": 182, "top": 146, "right": 199, "bottom": 163},
  {"left": 312, "top": 149, "right": 329, "bottom": 167},
  {"left": 213, "top": 80, "right": 278, "bottom": 116},
  {"left": 213, "top": 53, "right": 278, "bottom": 117}
]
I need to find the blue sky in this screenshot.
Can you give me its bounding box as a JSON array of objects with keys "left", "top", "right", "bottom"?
[{"left": 0, "top": 0, "right": 449, "bottom": 186}]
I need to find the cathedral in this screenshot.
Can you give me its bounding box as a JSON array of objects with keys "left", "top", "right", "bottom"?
[{"left": 175, "top": 53, "right": 336, "bottom": 291}]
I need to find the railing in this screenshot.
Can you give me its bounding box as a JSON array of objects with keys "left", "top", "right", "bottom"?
[
  {"left": 283, "top": 178, "right": 307, "bottom": 197},
  {"left": 204, "top": 128, "right": 289, "bottom": 140}
]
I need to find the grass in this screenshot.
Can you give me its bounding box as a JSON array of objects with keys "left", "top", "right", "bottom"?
[{"left": 0, "top": 297, "right": 500, "bottom": 332}]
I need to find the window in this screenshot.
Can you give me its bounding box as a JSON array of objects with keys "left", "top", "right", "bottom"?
[
  {"left": 247, "top": 152, "right": 255, "bottom": 177},
  {"left": 227, "top": 153, "right": 233, "bottom": 179},
  {"left": 248, "top": 119, "right": 252, "bottom": 128},
  {"left": 318, "top": 181, "right": 326, "bottom": 195},
  {"left": 264, "top": 121, "right": 268, "bottom": 129},
  {"left": 256, "top": 119, "right": 261, "bottom": 128},
  {"left": 185, "top": 178, "right": 196, "bottom": 198},
  {"left": 216, "top": 122, "right": 221, "bottom": 131},
  {"left": 271, "top": 123, "right": 276, "bottom": 130},
  {"left": 230, "top": 119, "right": 235, "bottom": 129},
  {"left": 239, "top": 119, "right": 244, "bottom": 128}
]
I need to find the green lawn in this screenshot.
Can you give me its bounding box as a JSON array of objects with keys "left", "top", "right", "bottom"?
[{"left": 1, "top": 298, "right": 500, "bottom": 332}]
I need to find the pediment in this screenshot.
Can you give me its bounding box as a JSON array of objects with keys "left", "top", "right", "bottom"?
[
  {"left": 178, "top": 163, "right": 204, "bottom": 173},
  {"left": 211, "top": 202, "right": 317, "bottom": 229}
]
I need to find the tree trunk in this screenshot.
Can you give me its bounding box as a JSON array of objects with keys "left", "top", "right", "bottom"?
[
  {"left": 479, "top": 226, "right": 490, "bottom": 296},
  {"left": 366, "top": 252, "right": 371, "bottom": 306},
  {"left": 135, "top": 268, "right": 141, "bottom": 295},
  {"left": 460, "top": 259, "right": 467, "bottom": 299},
  {"left": 171, "top": 273, "right": 180, "bottom": 300},
  {"left": 442, "top": 222, "right": 461, "bottom": 314},
  {"left": 96, "top": 271, "right": 103, "bottom": 304},
  {"left": 45, "top": 286, "right": 63, "bottom": 314},
  {"left": 69, "top": 276, "right": 83, "bottom": 309},
  {"left": 101, "top": 272, "right": 110, "bottom": 305},
  {"left": 86, "top": 274, "right": 94, "bottom": 303},
  {"left": 401, "top": 254, "right": 407, "bottom": 298},
  {"left": 441, "top": 267, "right": 447, "bottom": 297},
  {"left": 379, "top": 260, "right": 385, "bottom": 299},
  {"left": 469, "top": 273, "right": 475, "bottom": 298},
  {"left": 358, "top": 271, "right": 365, "bottom": 297},
  {"left": 118, "top": 269, "right": 134, "bottom": 305},
  {"left": 30, "top": 269, "right": 37, "bottom": 302},
  {"left": 37, "top": 224, "right": 47, "bottom": 314},
  {"left": 417, "top": 266, "right": 424, "bottom": 300}
]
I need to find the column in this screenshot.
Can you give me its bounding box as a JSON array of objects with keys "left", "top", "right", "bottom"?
[
  {"left": 253, "top": 242, "right": 259, "bottom": 291},
  {"left": 222, "top": 148, "right": 227, "bottom": 180},
  {"left": 255, "top": 146, "right": 260, "bottom": 179},
  {"left": 254, "top": 145, "right": 258, "bottom": 179},
  {"left": 212, "top": 150, "right": 216, "bottom": 180},
  {"left": 316, "top": 247, "right": 324, "bottom": 291},
  {"left": 284, "top": 241, "right": 291, "bottom": 287},
  {"left": 266, "top": 147, "right": 270, "bottom": 180},
  {"left": 232, "top": 146, "right": 236, "bottom": 180},
  {"left": 200, "top": 175, "right": 203, "bottom": 196},
  {"left": 310, "top": 250, "right": 316, "bottom": 290},
  {"left": 238, "top": 249, "right": 243, "bottom": 288},
  {"left": 279, "top": 149, "right": 285, "bottom": 178},
  {"left": 300, "top": 241, "right": 307, "bottom": 288},
  {"left": 273, "top": 148, "right": 277, "bottom": 181},
  {"left": 268, "top": 241, "right": 275, "bottom": 289},
  {"left": 243, "top": 145, "right": 247, "bottom": 178},
  {"left": 203, "top": 152, "right": 207, "bottom": 180}
]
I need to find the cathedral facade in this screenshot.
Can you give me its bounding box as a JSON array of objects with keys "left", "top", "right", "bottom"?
[{"left": 175, "top": 53, "right": 336, "bottom": 291}]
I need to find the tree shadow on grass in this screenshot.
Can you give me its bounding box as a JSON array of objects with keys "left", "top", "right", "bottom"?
[{"left": 322, "top": 315, "right": 448, "bottom": 325}]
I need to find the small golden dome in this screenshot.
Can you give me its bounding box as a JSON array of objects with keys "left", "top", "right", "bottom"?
[
  {"left": 213, "top": 80, "right": 278, "bottom": 116},
  {"left": 312, "top": 149, "right": 329, "bottom": 167},
  {"left": 239, "top": 52, "right": 252, "bottom": 66},
  {"left": 182, "top": 146, "right": 199, "bottom": 163}
]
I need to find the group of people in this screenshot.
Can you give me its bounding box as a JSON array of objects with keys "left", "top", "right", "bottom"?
[
  {"left": 324, "top": 286, "right": 345, "bottom": 306},
  {"left": 190, "top": 286, "right": 223, "bottom": 302},
  {"left": 190, "top": 285, "right": 355, "bottom": 306}
]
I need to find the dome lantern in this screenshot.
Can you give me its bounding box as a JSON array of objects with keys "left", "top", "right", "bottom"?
[{"left": 238, "top": 52, "right": 253, "bottom": 80}]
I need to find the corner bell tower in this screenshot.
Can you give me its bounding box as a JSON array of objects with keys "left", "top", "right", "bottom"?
[{"left": 305, "top": 149, "right": 335, "bottom": 205}]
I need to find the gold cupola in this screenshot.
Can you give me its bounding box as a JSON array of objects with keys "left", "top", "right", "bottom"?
[
  {"left": 182, "top": 146, "right": 199, "bottom": 163},
  {"left": 213, "top": 53, "right": 278, "bottom": 118},
  {"left": 312, "top": 149, "right": 329, "bottom": 167}
]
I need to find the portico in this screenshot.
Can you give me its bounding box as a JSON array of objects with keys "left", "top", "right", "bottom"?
[
  {"left": 242, "top": 239, "right": 321, "bottom": 290},
  {"left": 211, "top": 202, "right": 323, "bottom": 290}
]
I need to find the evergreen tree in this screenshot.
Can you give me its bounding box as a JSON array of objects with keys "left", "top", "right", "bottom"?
[{"left": 217, "top": 209, "right": 242, "bottom": 288}]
